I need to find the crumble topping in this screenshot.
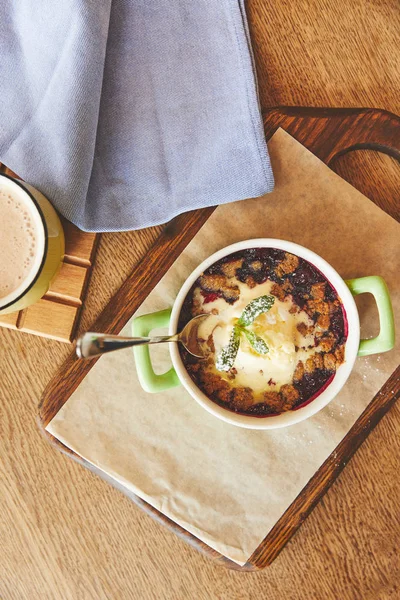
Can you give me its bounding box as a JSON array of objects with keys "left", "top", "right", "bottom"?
[{"left": 179, "top": 248, "right": 347, "bottom": 417}]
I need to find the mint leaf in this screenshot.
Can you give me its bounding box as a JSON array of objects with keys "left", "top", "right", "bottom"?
[
  {"left": 238, "top": 295, "right": 275, "bottom": 326},
  {"left": 243, "top": 329, "right": 269, "bottom": 355},
  {"left": 214, "top": 296, "right": 274, "bottom": 370},
  {"left": 215, "top": 326, "right": 241, "bottom": 372}
]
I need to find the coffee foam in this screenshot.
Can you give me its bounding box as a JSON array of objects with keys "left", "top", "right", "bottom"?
[{"left": 0, "top": 184, "right": 41, "bottom": 301}]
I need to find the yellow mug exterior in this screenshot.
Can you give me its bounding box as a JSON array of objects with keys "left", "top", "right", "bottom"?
[{"left": 0, "top": 178, "right": 65, "bottom": 315}]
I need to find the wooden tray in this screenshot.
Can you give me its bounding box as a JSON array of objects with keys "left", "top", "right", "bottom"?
[
  {"left": 0, "top": 165, "right": 98, "bottom": 342},
  {"left": 39, "top": 107, "right": 400, "bottom": 569}
]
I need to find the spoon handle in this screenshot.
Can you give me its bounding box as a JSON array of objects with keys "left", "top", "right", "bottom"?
[{"left": 76, "top": 332, "right": 177, "bottom": 359}]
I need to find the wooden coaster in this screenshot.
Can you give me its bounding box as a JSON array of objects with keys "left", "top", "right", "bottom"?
[{"left": 0, "top": 165, "right": 98, "bottom": 343}]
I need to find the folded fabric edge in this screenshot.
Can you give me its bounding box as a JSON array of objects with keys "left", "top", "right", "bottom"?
[{"left": 68, "top": 181, "right": 275, "bottom": 233}]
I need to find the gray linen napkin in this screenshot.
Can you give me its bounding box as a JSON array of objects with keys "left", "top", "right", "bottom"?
[{"left": 0, "top": 1, "right": 274, "bottom": 232}]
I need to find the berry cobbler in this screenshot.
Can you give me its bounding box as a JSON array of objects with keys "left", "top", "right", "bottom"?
[{"left": 178, "top": 248, "right": 347, "bottom": 417}]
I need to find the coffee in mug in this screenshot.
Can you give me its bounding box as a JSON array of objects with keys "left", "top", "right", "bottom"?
[{"left": 0, "top": 173, "right": 64, "bottom": 315}]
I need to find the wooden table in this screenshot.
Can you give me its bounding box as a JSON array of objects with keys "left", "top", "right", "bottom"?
[{"left": 1, "top": 2, "right": 399, "bottom": 598}]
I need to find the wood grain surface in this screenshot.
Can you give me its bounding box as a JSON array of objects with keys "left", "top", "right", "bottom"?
[{"left": 1, "top": 1, "right": 399, "bottom": 598}]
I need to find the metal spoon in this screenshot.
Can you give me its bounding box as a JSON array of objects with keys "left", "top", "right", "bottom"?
[{"left": 76, "top": 313, "right": 210, "bottom": 359}]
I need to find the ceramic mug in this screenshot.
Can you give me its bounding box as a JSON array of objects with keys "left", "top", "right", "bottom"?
[
  {"left": 133, "top": 239, "right": 395, "bottom": 429},
  {"left": 0, "top": 173, "right": 64, "bottom": 315}
]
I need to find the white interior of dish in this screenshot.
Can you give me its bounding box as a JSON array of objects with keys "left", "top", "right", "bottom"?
[{"left": 169, "top": 239, "right": 360, "bottom": 430}]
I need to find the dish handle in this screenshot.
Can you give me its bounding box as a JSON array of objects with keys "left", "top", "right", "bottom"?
[
  {"left": 346, "top": 276, "right": 395, "bottom": 356},
  {"left": 132, "top": 309, "right": 180, "bottom": 393}
]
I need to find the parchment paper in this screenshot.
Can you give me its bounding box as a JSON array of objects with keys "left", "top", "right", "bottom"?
[{"left": 47, "top": 130, "right": 400, "bottom": 565}]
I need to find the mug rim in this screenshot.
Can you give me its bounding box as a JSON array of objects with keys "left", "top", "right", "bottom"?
[
  {"left": 0, "top": 173, "right": 48, "bottom": 311},
  {"left": 168, "top": 238, "right": 360, "bottom": 429}
]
